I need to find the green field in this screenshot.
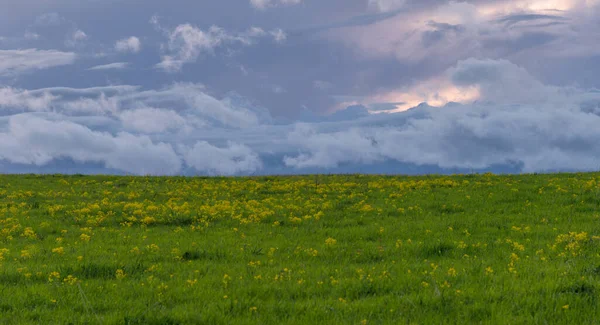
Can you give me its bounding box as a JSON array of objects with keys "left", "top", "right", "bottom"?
[{"left": 1, "top": 173, "right": 599, "bottom": 324}]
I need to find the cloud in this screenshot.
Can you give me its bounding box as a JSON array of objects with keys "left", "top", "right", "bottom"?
[
  {"left": 115, "top": 36, "right": 141, "bottom": 53},
  {"left": 24, "top": 32, "right": 40, "bottom": 40},
  {"left": 88, "top": 62, "right": 129, "bottom": 71},
  {"left": 183, "top": 141, "right": 262, "bottom": 175},
  {"left": 250, "top": 0, "right": 302, "bottom": 10},
  {"left": 284, "top": 124, "right": 383, "bottom": 168},
  {"left": 0, "top": 87, "right": 57, "bottom": 112},
  {"left": 1, "top": 58, "right": 600, "bottom": 175},
  {"left": 119, "top": 107, "right": 185, "bottom": 133},
  {"left": 65, "top": 29, "right": 88, "bottom": 47},
  {"left": 281, "top": 58, "right": 600, "bottom": 172},
  {"left": 367, "top": 0, "right": 406, "bottom": 12},
  {"left": 0, "top": 115, "right": 182, "bottom": 175},
  {"left": 0, "top": 83, "right": 272, "bottom": 127},
  {"left": 157, "top": 23, "right": 285, "bottom": 72},
  {"left": 0, "top": 49, "right": 76, "bottom": 77},
  {"left": 270, "top": 28, "right": 287, "bottom": 43},
  {"left": 329, "top": 0, "right": 600, "bottom": 67},
  {"left": 157, "top": 24, "right": 239, "bottom": 72}
]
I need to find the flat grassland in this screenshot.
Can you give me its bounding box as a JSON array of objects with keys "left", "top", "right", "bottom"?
[{"left": 1, "top": 173, "right": 599, "bottom": 324}]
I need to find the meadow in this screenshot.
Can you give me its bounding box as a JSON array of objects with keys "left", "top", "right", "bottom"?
[{"left": 0, "top": 173, "right": 599, "bottom": 324}]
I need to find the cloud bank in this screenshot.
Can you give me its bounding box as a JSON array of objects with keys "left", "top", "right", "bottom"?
[
  {"left": 0, "top": 58, "right": 599, "bottom": 175},
  {"left": 0, "top": 49, "right": 76, "bottom": 76}
]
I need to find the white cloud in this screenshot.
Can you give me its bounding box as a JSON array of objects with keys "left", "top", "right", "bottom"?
[
  {"left": 0, "top": 49, "right": 76, "bottom": 77},
  {"left": 157, "top": 24, "right": 284, "bottom": 72},
  {"left": 0, "top": 115, "right": 182, "bottom": 175},
  {"left": 250, "top": 0, "right": 302, "bottom": 10},
  {"left": 119, "top": 108, "right": 185, "bottom": 133},
  {"left": 0, "top": 88, "right": 57, "bottom": 111},
  {"left": 283, "top": 58, "right": 600, "bottom": 172},
  {"left": 331, "top": 0, "right": 600, "bottom": 66},
  {"left": 183, "top": 141, "right": 262, "bottom": 175},
  {"left": 24, "top": 32, "right": 40, "bottom": 40},
  {"left": 88, "top": 62, "right": 129, "bottom": 71},
  {"left": 2, "top": 58, "right": 600, "bottom": 175},
  {"left": 270, "top": 28, "right": 287, "bottom": 43},
  {"left": 284, "top": 125, "right": 383, "bottom": 168},
  {"left": 367, "top": 0, "right": 406, "bottom": 12},
  {"left": 65, "top": 29, "right": 88, "bottom": 47},
  {"left": 115, "top": 36, "right": 141, "bottom": 53},
  {"left": 157, "top": 24, "right": 231, "bottom": 72}
]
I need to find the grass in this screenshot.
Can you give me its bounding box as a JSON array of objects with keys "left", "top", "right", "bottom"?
[{"left": 0, "top": 172, "right": 599, "bottom": 324}]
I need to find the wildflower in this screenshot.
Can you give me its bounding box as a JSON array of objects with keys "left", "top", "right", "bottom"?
[
  {"left": 289, "top": 217, "right": 302, "bottom": 224},
  {"left": 447, "top": 268, "right": 457, "bottom": 277},
  {"left": 63, "top": 275, "right": 78, "bottom": 285},
  {"left": 223, "top": 274, "right": 231, "bottom": 288},
  {"left": 79, "top": 233, "right": 91, "bottom": 242},
  {"left": 146, "top": 244, "right": 159, "bottom": 252},
  {"left": 52, "top": 247, "right": 64, "bottom": 255},
  {"left": 0, "top": 248, "right": 8, "bottom": 261},
  {"left": 48, "top": 271, "right": 60, "bottom": 282},
  {"left": 115, "top": 269, "right": 126, "bottom": 280},
  {"left": 562, "top": 305, "right": 569, "bottom": 310},
  {"left": 485, "top": 266, "right": 494, "bottom": 275},
  {"left": 421, "top": 281, "right": 430, "bottom": 288},
  {"left": 21, "top": 227, "right": 37, "bottom": 240},
  {"left": 141, "top": 216, "right": 156, "bottom": 225},
  {"left": 325, "top": 237, "right": 337, "bottom": 247}
]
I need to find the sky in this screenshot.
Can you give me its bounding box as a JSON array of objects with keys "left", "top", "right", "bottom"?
[{"left": 1, "top": 0, "right": 600, "bottom": 175}]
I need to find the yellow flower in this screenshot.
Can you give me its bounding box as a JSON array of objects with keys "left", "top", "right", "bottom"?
[
  {"left": 289, "top": 217, "right": 302, "bottom": 224},
  {"left": 447, "top": 268, "right": 457, "bottom": 277},
  {"left": 141, "top": 216, "right": 156, "bottom": 225},
  {"left": 63, "top": 275, "right": 78, "bottom": 285},
  {"left": 52, "top": 247, "right": 64, "bottom": 255},
  {"left": 325, "top": 237, "right": 337, "bottom": 247},
  {"left": 21, "top": 227, "right": 37, "bottom": 240},
  {"left": 485, "top": 266, "right": 494, "bottom": 275},
  {"left": 115, "top": 269, "right": 126, "bottom": 280},
  {"left": 562, "top": 305, "right": 569, "bottom": 310},
  {"left": 48, "top": 271, "right": 61, "bottom": 282},
  {"left": 79, "top": 233, "right": 91, "bottom": 242}
]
